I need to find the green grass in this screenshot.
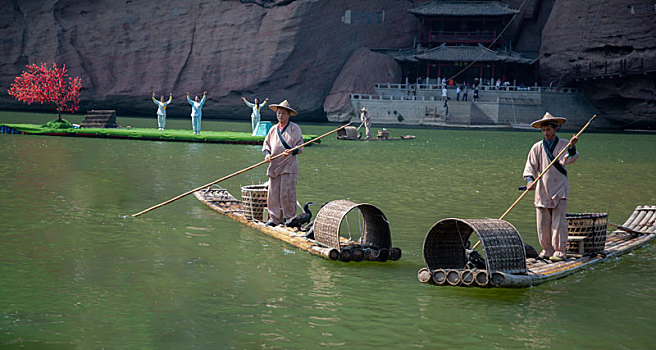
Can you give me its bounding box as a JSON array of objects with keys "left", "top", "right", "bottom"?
[{"left": 1, "top": 123, "right": 319, "bottom": 144}]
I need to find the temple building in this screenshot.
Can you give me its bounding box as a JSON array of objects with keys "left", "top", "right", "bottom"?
[{"left": 395, "top": 0, "right": 537, "bottom": 85}]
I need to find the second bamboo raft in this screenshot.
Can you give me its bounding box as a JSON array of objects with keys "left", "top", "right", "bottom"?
[
  {"left": 194, "top": 186, "right": 401, "bottom": 263},
  {"left": 417, "top": 206, "right": 656, "bottom": 288}
]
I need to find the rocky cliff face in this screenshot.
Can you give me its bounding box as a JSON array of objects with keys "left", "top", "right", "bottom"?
[
  {"left": 539, "top": 0, "right": 656, "bottom": 128},
  {"left": 323, "top": 47, "right": 401, "bottom": 122},
  {"left": 1, "top": 0, "right": 653, "bottom": 128},
  {"left": 0, "top": 0, "right": 415, "bottom": 121}
]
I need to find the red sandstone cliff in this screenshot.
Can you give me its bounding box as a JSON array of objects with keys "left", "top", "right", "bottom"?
[
  {"left": 1, "top": 0, "right": 653, "bottom": 128},
  {"left": 539, "top": 0, "right": 656, "bottom": 129},
  {"left": 0, "top": 0, "right": 415, "bottom": 121}
]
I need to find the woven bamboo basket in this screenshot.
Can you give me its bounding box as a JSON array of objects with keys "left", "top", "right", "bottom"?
[
  {"left": 566, "top": 212, "right": 608, "bottom": 256},
  {"left": 422, "top": 218, "right": 527, "bottom": 274},
  {"left": 313, "top": 200, "right": 401, "bottom": 260},
  {"left": 336, "top": 126, "right": 358, "bottom": 140},
  {"left": 240, "top": 184, "right": 268, "bottom": 221}
]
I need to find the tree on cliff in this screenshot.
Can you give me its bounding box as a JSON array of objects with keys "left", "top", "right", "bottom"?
[{"left": 8, "top": 63, "right": 82, "bottom": 121}]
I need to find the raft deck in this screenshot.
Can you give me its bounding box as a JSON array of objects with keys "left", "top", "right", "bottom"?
[
  {"left": 193, "top": 187, "right": 397, "bottom": 262},
  {"left": 496, "top": 229, "right": 656, "bottom": 287},
  {"left": 1, "top": 124, "right": 319, "bottom": 145}
]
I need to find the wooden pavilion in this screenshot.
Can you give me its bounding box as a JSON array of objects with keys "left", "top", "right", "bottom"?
[{"left": 397, "top": 0, "right": 537, "bottom": 85}]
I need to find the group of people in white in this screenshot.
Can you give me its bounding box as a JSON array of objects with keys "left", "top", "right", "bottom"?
[
  {"left": 151, "top": 92, "right": 269, "bottom": 136},
  {"left": 152, "top": 91, "right": 206, "bottom": 134}
]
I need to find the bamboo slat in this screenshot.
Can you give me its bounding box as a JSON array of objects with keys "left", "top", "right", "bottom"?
[
  {"left": 621, "top": 205, "right": 643, "bottom": 228},
  {"left": 630, "top": 209, "right": 647, "bottom": 230},
  {"left": 417, "top": 267, "right": 435, "bottom": 284},
  {"left": 636, "top": 207, "right": 656, "bottom": 232}
]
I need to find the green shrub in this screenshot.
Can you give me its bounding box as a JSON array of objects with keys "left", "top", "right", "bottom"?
[{"left": 43, "top": 118, "right": 73, "bottom": 129}]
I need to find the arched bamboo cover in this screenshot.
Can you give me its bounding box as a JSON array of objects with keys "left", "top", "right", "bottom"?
[
  {"left": 422, "top": 218, "right": 527, "bottom": 274},
  {"left": 313, "top": 200, "right": 392, "bottom": 252}
]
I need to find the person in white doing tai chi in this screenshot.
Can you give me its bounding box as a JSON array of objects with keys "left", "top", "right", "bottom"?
[
  {"left": 242, "top": 96, "right": 268, "bottom": 136},
  {"left": 152, "top": 92, "right": 172, "bottom": 130},
  {"left": 186, "top": 91, "right": 206, "bottom": 135}
]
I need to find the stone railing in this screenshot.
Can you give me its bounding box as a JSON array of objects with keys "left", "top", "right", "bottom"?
[
  {"left": 374, "top": 83, "right": 583, "bottom": 94},
  {"left": 351, "top": 94, "right": 442, "bottom": 101}
]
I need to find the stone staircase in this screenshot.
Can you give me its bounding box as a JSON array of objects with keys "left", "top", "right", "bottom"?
[
  {"left": 444, "top": 100, "right": 471, "bottom": 126},
  {"left": 80, "top": 110, "right": 119, "bottom": 128},
  {"left": 470, "top": 102, "right": 498, "bottom": 125}
]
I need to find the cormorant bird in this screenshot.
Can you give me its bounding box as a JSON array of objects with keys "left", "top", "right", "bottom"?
[
  {"left": 300, "top": 220, "right": 315, "bottom": 239},
  {"left": 465, "top": 249, "right": 486, "bottom": 269},
  {"left": 285, "top": 202, "right": 315, "bottom": 229},
  {"left": 524, "top": 242, "right": 539, "bottom": 259}
]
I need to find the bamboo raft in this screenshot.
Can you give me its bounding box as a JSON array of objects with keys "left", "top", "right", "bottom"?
[
  {"left": 418, "top": 206, "right": 656, "bottom": 288},
  {"left": 336, "top": 126, "right": 415, "bottom": 141},
  {"left": 194, "top": 186, "right": 402, "bottom": 262}
]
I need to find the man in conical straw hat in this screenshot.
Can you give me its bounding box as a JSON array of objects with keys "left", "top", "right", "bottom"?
[
  {"left": 262, "top": 100, "right": 304, "bottom": 226},
  {"left": 523, "top": 112, "right": 579, "bottom": 262},
  {"left": 360, "top": 107, "right": 371, "bottom": 140}
]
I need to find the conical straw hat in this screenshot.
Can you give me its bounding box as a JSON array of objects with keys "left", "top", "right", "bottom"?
[
  {"left": 530, "top": 112, "right": 567, "bottom": 128},
  {"left": 269, "top": 100, "right": 298, "bottom": 116}
]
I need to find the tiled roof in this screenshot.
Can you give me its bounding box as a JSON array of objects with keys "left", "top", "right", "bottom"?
[
  {"left": 398, "top": 44, "right": 532, "bottom": 63},
  {"left": 408, "top": 1, "right": 519, "bottom": 17}
]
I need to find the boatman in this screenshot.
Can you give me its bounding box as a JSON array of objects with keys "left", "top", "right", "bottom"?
[
  {"left": 186, "top": 91, "right": 207, "bottom": 135},
  {"left": 242, "top": 96, "right": 268, "bottom": 136},
  {"left": 262, "top": 100, "right": 304, "bottom": 226},
  {"left": 152, "top": 92, "right": 172, "bottom": 130},
  {"left": 523, "top": 112, "right": 578, "bottom": 262},
  {"left": 360, "top": 107, "right": 371, "bottom": 140}
]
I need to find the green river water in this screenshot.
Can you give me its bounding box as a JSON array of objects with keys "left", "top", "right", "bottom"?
[{"left": 1, "top": 111, "right": 655, "bottom": 349}]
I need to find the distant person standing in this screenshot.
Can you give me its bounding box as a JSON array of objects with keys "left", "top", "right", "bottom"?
[
  {"left": 456, "top": 85, "right": 462, "bottom": 101},
  {"left": 360, "top": 107, "right": 372, "bottom": 140},
  {"left": 152, "top": 92, "right": 172, "bottom": 130},
  {"left": 473, "top": 86, "right": 479, "bottom": 102},
  {"left": 442, "top": 86, "right": 448, "bottom": 101},
  {"left": 242, "top": 97, "right": 268, "bottom": 136},
  {"left": 186, "top": 91, "right": 206, "bottom": 135},
  {"left": 496, "top": 79, "right": 501, "bottom": 90},
  {"left": 462, "top": 84, "right": 469, "bottom": 101},
  {"left": 443, "top": 98, "right": 449, "bottom": 117}
]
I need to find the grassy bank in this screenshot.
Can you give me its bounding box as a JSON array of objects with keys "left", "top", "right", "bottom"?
[{"left": 0, "top": 123, "right": 320, "bottom": 145}]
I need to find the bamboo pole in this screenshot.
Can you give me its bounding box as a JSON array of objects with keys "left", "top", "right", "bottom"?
[
  {"left": 432, "top": 269, "right": 447, "bottom": 285},
  {"left": 472, "top": 115, "right": 597, "bottom": 250},
  {"left": 389, "top": 247, "right": 403, "bottom": 261},
  {"left": 339, "top": 248, "right": 352, "bottom": 262},
  {"left": 461, "top": 269, "right": 475, "bottom": 286},
  {"left": 474, "top": 270, "right": 489, "bottom": 287},
  {"left": 352, "top": 247, "right": 364, "bottom": 262},
  {"left": 446, "top": 270, "right": 462, "bottom": 286},
  {"left": 417, "top": 267, "right": 435, "bottom": 284},
  {"left": 133, "top": 122, "right": 351, "bottom": 217}
]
